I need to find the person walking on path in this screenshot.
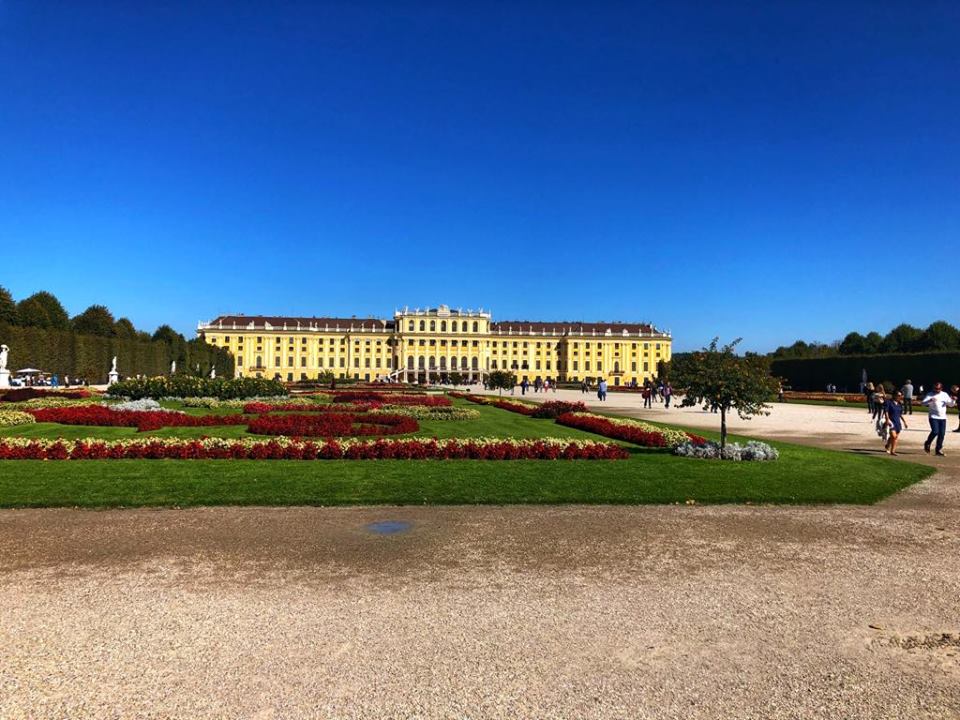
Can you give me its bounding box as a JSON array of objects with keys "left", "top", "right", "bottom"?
[
  {"left": 920, "top": 382, "right": 958, "bottom": 456},
  {"left": 864, "top": 382, "right": 875, "bottom": 415},
  {"left": 883, "top": 391, "right": 908, "bottom": 455},
  {"left": 598, "top": 378, "right": 608, "bottom": 402},
  {"left": 520, "top": 378, "right": 529, "bottom": 396},
  {"left": 953, "top": 385, "right": 960, "bottom": 433},
  {"left": 642, "top": 385, "right": 652, "bottom": 409},
  {"left": 580, "top": 380, "right": 587, "bottom": 394},
  {"left": 663, "top": 384, "right": 673, "bottom": 408},
  {"left": 901, "top": 379, "right": 914, "bottom": 415},
  {"left": 871, "top": 384, "right": 888, "bottom": 423}
]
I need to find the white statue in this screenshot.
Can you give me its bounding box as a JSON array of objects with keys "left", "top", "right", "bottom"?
[
  {"left": 111, "top": 356, "right": 118, "bottom": 373},
  {"left": 209, "top": 366, "right": 216, "bottom": 379},
  {"left": 170, "top": 360, "right": 176, "bottom": 374},
  {"left": 0, "top": 344, "right": 7, "bottom": 371}
]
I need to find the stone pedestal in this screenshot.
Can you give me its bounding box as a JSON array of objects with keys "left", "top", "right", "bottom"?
[
  {"left": 0, "top": 369, "right": 9, "bottom": 388},
  {"left": 107, "top": 371, "right": 119, "bottom": 386}
]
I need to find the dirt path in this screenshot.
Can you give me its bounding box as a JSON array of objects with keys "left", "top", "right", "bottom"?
[{"left": 1, "top": 396, "right": 958, "bottom": 718}]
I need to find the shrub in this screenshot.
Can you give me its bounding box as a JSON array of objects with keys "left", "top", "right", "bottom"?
[
  {"left": 108, "top": 376, "right": 286, "bottom": 400},
  {"left": 26, "top": 405, "right": 249, "bottom": 432},
  {"left": 531, "top": 400, "right": 588, "bottom": 419},
  {"left": 1, "top": 388, "right": 91, "bottom": 402}
]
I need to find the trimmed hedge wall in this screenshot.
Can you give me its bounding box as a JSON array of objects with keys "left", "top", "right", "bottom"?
[
  {"left": 771, "top": 352, "right": 960, "bottom": 392},
  {"left": 0, "top": 322, "right": 233, "bottom": 382}
]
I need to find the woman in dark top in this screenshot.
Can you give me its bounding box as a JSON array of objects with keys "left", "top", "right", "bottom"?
[{"left": 884, "top": 391, "right": 908, "bottom": 455}]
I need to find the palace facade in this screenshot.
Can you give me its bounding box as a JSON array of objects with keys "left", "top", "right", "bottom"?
[{"left": 198, "top": 306, "right": 672, "bottom": 386}]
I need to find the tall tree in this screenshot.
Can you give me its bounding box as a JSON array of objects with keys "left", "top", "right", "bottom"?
[
  {"left": 72, "top": 304, "right": 116, "bottom": 337},
  {"left": 15, "top": 291, "right": 70, "bottom": 329},
  {"left": 0, "top": 286, "right": 17, "bottom": 325},
  {"left": 113, "top": 317, "right": 138, "bottom": 338},
  {"left": 881, "top": 323, "right": 923, "bottom": 353},
  {"left": 673, "top": 338, "right": 780, "bottom": 450},
  {"left": 921, "top": 321, "right": 960, "bottom": 351},
  {"left": 862, "top": 331, "right": 883, "bottom": 354},
  {"left": 838, "top": 331, "right": 866, "bottom": 355},
  {"left": 486, "top": 369, "right": 517, "bottom": 396}
]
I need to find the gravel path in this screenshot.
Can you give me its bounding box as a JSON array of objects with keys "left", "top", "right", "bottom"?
[{"left": 1, "top": 397, "right": 959, "bottom": 718}]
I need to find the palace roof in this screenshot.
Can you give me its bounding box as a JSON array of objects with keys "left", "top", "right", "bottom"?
[
  {"left": 203, "top": 315, "right": 394, "bottom": 331},
  {"left": 491, "top": 321, "right": 664, "bottom": 336}
]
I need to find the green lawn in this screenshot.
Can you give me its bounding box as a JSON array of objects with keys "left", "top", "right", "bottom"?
[{"left": 0, "top": 398, "right": 935, "bottom": 507}]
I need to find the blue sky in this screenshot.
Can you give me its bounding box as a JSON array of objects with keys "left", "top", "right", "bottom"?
[{"left": 1, "top": 1, "right": 957, "bottom": 351}]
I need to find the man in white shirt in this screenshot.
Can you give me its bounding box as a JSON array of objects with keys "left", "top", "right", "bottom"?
[{"left": 921, "top": 382, "right": 958, "bottom": 456}]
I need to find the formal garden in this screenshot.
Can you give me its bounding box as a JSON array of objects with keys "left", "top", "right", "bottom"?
[{"left": 0, "top": 372, "right": 934, "bottom": 507}]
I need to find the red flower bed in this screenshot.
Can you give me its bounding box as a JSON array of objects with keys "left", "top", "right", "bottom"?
[
  {"left": 556, "top": 413, "right": 668, "bottom": 447},
  {"left": 0, "top": 437, "right": 629, "bottom": 461},
  {"left": 26, "top": 406, "right": 249, "bottom": 432},
  {"left": 247, "top": 412, "right": 419, "bottom": 437},
  {"left": 554, "top": 412, "right": 707, "bottom": 448}
]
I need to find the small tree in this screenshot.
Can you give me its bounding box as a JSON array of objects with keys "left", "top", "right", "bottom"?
[
  {"left": 486, "top": 369, "right": 516, "bottom": 396},
  {"left": 318, "top": 370, "right": 335, "bottom": 388},
  {"left": 448, "top": 371, "right": 463, "bottom": 387},
  {"left": 672, "top": 338, "right": 780, "bottom": 450}
]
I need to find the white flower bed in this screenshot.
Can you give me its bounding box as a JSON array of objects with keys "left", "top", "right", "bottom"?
[
  {"left": 176, "top": 396, "right": 291, "bottom": 408},
  {"left": 674, "top": 440, "right": 779, "bottom": 462},
  {"left": 107, "top": 398, "right": 165, "bottom": 412}
]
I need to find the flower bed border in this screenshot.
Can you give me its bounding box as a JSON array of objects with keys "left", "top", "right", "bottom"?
[{"left": 0, "top": 437, "right": 630, "bottom": 461}]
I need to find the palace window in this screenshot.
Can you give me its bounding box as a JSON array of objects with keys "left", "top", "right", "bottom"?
[
  {"left": 585, "top": 361, "right": 591, "bottom": 371},
  {"left": 430, "top": 320, "right": 436, "bottom": 331},
  {"left": 340, "top": 358, "right": 345, "bottom": 367},
  {"left": 440, "top": 321, "right": 446, "bottom": 332},
  {"left": 301, "top": 357, "right": 307, "bottom": 367},
  {"left": 257, "top": 337, "right": 262, "bottom": 343},
  {"left": 256, "top": 356, "right": 263, "bottom": 368},
  {"left": 275, "top": 357, "right": 281, "bottom": 367},
  {"left": 365, "top": 358, "right": 370, "bottom": 368},
  {"left": 632, "top": 362, "right": 636, "bottom": 371},
  {"left": 288, "top": 356, "right": 294, "bottom": 367},
  {"left": 472, "top": 321, "right": 478, "bottom": 332},
  {"left": 419, "top": 320, "right": 425, "bottom": 331},
  {"left": 644, "top": 362, "right": 649, "bottom": 371},
  {"left": 354, "top": 358, "right": 359, "bottom": 368},
  {"left": 573, "top": 361, "right": 578, "bottom": 371},
  {"left": 408, "top": 321, "right": 414, "bottom": 331},
  {"left": 451, "top": 321, "right": 458, "bottom": 332}
]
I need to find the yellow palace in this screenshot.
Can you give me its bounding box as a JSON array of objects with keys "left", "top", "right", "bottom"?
[{"left": 198, "top": 305, "right": 672, "bottom": 386}]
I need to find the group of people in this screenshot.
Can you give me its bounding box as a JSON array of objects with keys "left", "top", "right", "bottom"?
[
  {"left": 518, "top": 377, "right": 558, "bottom": 395},
  {"left": 870, "top": 379, "right": 959, "bottom": 456}
]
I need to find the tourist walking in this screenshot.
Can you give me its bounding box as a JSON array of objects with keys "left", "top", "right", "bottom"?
[
  {"left": 642, "top": 385, "right": 652, "bottom": 409},
  {"left": 598, "top": 378, "right": 608, "bottom": 402},
  {"left": 871, "top": 383, "right": 887, "bottom": 422},
  {"left": 953, "top": 385, "right": 960, "bottom": 433},
  {"left": 663, "top": 384, "right": 672, "bottom": 408},
  {"left": 521, "top": 379, "right": 529, "bottom": 395},
  {"left": 901, "top": 379, "right": 914, "bottom": 415},
  {"left": 580, "top": 380, "right": 587, "bottom": 394},
  {"left": 883, "top": 391, "right": 908, "bottom": 455},
  {"left": 920, "top": 382, "right": 958, "bottom": 456}
]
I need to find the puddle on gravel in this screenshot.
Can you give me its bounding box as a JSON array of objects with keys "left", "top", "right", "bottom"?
[{"left": 365, "top": 520, "right": 413, "bottom": 535}]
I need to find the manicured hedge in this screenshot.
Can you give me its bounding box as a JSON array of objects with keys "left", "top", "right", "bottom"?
[
  {"left": 771, "top": 351, "right": 960, "bottom": 392},
  {"left": 0, "top": 322, "right": 233, "bottom": 382},
  {"left": 107, "top": 375, "right": 286, "bottom": 400}
]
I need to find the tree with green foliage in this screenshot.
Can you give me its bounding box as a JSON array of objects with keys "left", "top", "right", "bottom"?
[
  {"left": 673, "top": 338, "right": 781, "bottom": 450},
  {"left": 71, "top": 304, "right": 116, "bottom": 336},
  {"left": 862, "top": 331, "right": 883, "bottom": 354},
  {"left": 486, "top": 369, "right": 517, "bottom": 395},
  {"left": 881, "top": 323, "right": 923, "bottom": 353},
  {"left": 113, "top": 317, "right": 138, "bottom": 338},
  {"left": 921, "top": 321, "right": 960, "bottom": 351},
  {"left": 0, "top": 286, "right": 18, "bottom": 325},
  {"left": 16, "top": 291, "right": 70, "bottom": 329},
  {"left": 838, "top": 332, "right": 866, "bottom": 355},
  {"left": 448, "top": 371, "right": 464, "bottom": 387}
]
